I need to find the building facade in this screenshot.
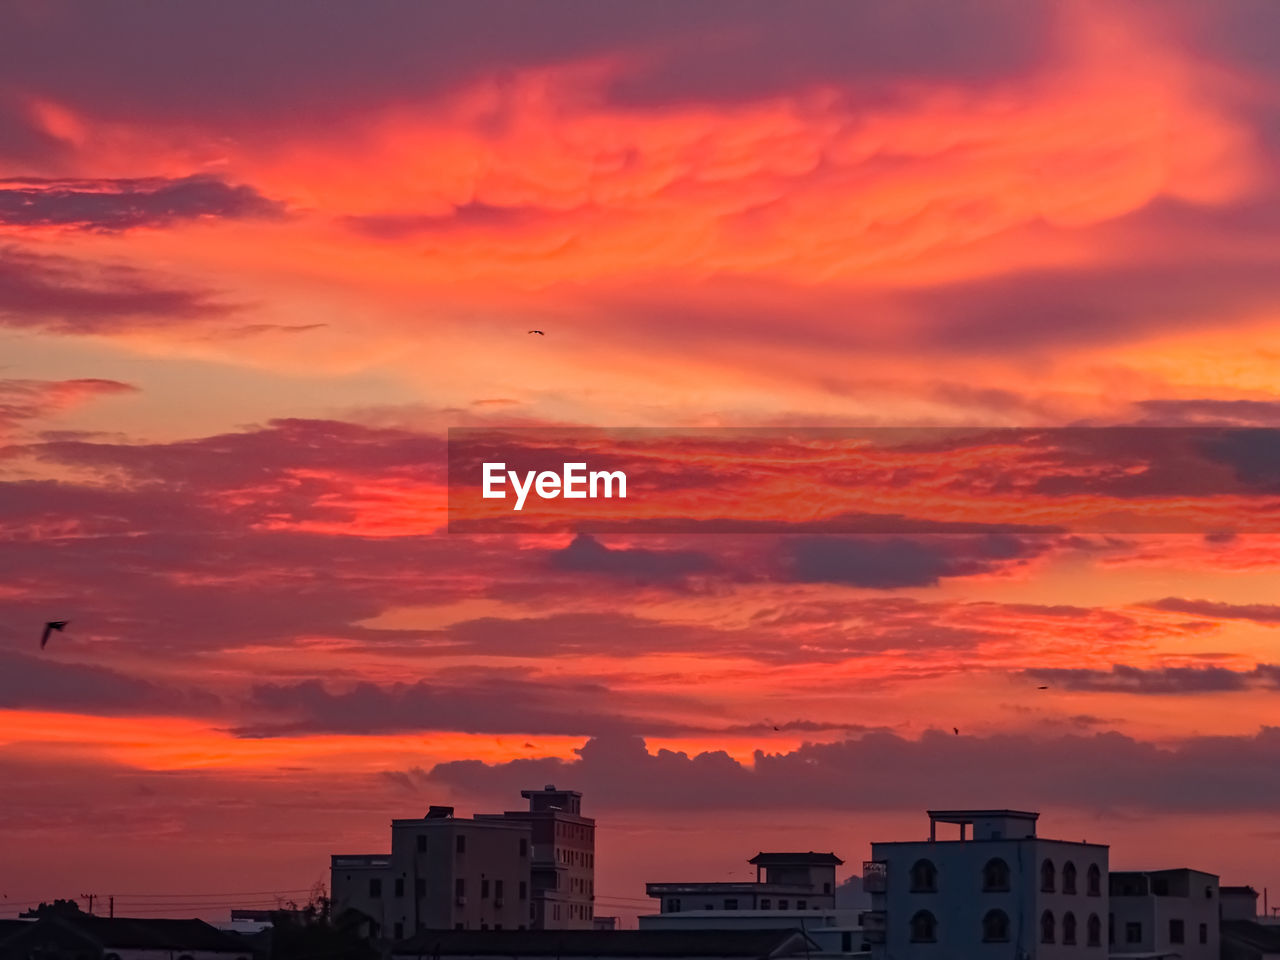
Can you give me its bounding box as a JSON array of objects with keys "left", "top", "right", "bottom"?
[
  {"left": 331, "top": 786, "right": 595, "bottom": 935},
  {"left": 1108, "top": 869, "right": 1219, "bottom": 960},
  {"left": 646, "top": 851, "right": 843, "bottom": 916},
  {"left": 866, "top": 809, "right": 1109, "bottom": 960},
  {"left": 477, "top": 785, "right": 597, "bottom": 929}
]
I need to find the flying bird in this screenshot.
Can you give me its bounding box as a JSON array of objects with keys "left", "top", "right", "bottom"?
[
  {"left": 40, "top": 620, "right": 69, "bottom": 649},
  {"left": 1038, "top": 685, "right": 1049, "bottom": 690},
  {"left": 953, "top": 727, "right": 959, "bottom": 735},
  {"left": 527, "top": 330, "right": 545, "bottom": 335}
]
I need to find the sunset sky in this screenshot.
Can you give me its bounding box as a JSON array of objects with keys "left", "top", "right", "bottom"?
[{"left": 3, "top": 0, "right": 1280, "bottom": 923}]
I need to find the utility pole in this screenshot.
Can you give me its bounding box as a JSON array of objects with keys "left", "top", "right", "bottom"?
[
  {"left": 81, "top": 894, "right": 95, "bottom": 915},
  {"left": 109, "top": 896, "right": 114, "bottom": 919}
]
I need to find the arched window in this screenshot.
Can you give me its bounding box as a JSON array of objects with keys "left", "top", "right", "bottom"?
[
  {"left": 1087, "top": 863, "right": 1102, "bottom": 897},
  {"left": 1041, "top": 858, "right": 1056, "bottom": 893},
  {"left": 1041, "top": 910, "right": 1056, "bottom": 944},
  {"left": 1063, "top": 861, "right": 1077, "bottom": 895},
  {"left": 910, "top": 910, "right": 937, "bottom": 943},
  {"left": 1088, "top": 913, "right": 1102, "bottom": 947},
  {"left": 982, "top": 857, "right": 1010, "bottom": 892},
  {"left": 910, "top": 859, "right": 938, "bottom": 893},
  {"left": 1063, "top": 911, "right": 1078, "bottom": 945},
  {"left": 982, "top": 909, "right": 1010, "bottom": 943}
]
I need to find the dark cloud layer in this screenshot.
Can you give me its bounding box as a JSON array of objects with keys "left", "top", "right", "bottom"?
[
  {"left": 779, "top": 534, "right": 1044, "bottom": 588},
  {"left": 0, "top": 650, "right": 220, "bottom": 715},
  {"left": 425, "top": 727, "right": 1280, "bottom": 814},
  {"left": 1146, "top": 597, "right": 1280, "bottom": 624},
  {"left": 1026, "top": 663, "right": 1280, "bottom": 694},
  {"left": 0, "top": 175, "right": 284, "bottom": 231}
]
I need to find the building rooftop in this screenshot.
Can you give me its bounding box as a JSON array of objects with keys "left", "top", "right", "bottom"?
[
  {"left": 926, "top": 809, "right": 1039, "bottom": 823},
  {"left": 392, "top": 929, "right": 819, "bottom": 959},
  {"left": 748, "top": 852, "right": 844, "bottom": 866},
  {"left": 0, "top": 916, "right": 248, "bottom": 953}
]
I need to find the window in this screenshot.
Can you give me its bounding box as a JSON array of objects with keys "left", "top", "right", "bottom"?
[
  {"left": 454, "top": 923, "right": 464, "bottom": 931},
  {"left": 982, "top": 909, "right": 1010, "bottom": 943},
  {"left": 778, "top": 899, "right": 789, "bottom": 910},
  {"left": 1041, "top": 910, "right": 1055, "bottom": 944},
  {"left": 494, "top": 924, "right": 502, "bottom": 931},
  {"left": 1126, "top": 921, "right": 1141, "bottom": 944},
  {"left": 393, "top": 922, "right": 403, "bottom": 940},
  {"left": 1199, "top": 923, "right": 1208, "bottom": 945},
  {"left": 823, "top": 882, "right": 831, "bottom": 894},
  {"left": 1087, "top": 863, "right": 1102, "bottom": 897},
  {"left": 1087, "top": 913, "right": 1101, "bottom": 947},
  {"left": 481, "top": 878, "right": 489, "bottom": 898},
  {"left": 982, "top": 858, "right": 1010, "bottom": 892},
  {"left": 519, "top": 838, "right": 528, "bottom": 857},
  {"left": 910, "top": 910, "right": 937, "bottom": 943},
  {"left": 495, "top": 880, "right": 504, "bottom": 901},
  {"left": 724, "top": 899, "right": 738, "bottom": 910},
  {"left": 455, "top": 878, "right": 465, "bottom": 898},
  {"left": 1170, "top": 919, "right": 1184, "bottom": 944},
  {"left": 910, "top": 859, "right": 938, "bottom": 893},
  {"left": 1109, "top": 913, "right": 1115, "bottom": 945},
  {"left": 455, "top": 834, "right": 466, "bottom": 854},
  {"left": 520, "top": 881, "right": 528, "bottom": 901},
  {"left": 394, "top": 878, "right": 404, "bottom": 897},
  {"left": 797, "top": 900, "right": 807, "bottom": 910},
  {"left": 841, "top": 933, "right": 852, "bottom": 953},
  {"left": 1063, "top": 911, "right": 1077, "bottom": 945},
  {"left": 1063, "top": 861, "right": 1077, "bottom": 895},
  {"left": 760, "top": 898, "right": 771, "bottom": 910},
  {"left": 369, "top": 878, "right": 382, "bottom": 898},
  {"left": 1041, "top": 859, "right": 1056, "bottom": 893},
  {"left": 415, "top": 878, "right": 425, "bottom": 897},
  {"left": 417, "top": 835, "right": 427, "bottom": 853}
]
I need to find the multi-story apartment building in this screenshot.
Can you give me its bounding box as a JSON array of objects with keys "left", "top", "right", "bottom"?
[
  {"left": 1108, "top": 869, "right": 1219, "bottom": 960},
  {"left": 331, "top": 786, "right": 595, "bottom": 936},
  {"left": 476, "top": 785, "right": 597, "bottom": 929},
  {"left": 865, "top": 809, "right": 1109, "bottom": 959},
  {"left": 332, "top": 805, "right": 532, "bottom": 937}
]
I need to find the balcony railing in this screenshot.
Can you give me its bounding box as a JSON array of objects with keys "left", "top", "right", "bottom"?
[{"left": 862, "top": 861, "right": 888, "bottom": 893}]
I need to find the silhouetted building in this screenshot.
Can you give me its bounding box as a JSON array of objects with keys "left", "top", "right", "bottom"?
[
  {"left": 1109, "top": 869, "right": 1218, "bottom": 959},
  {"left": 389, "top": 928, "right": 820, "bottom": 960},
  {"left": 865, "top": 809, "right": 1108, "bottom": 959},
  {"left": 331, "top": 786, "right": 595, "bottom": 935},
  {"left": 1223, "top": 886, "right": 1262, "bottom": 922},
  {"left": 646, "top": 851, "right": 842, "bottom": 914},
  {"left": 0, "top": 915, "right": 251, "bottom": 960},
  {"left": 1221, "top": 918, "right": 1280, "bottom": 960},
  {"left": 477, "top": 785, "right": 596, "bottom": 929}
]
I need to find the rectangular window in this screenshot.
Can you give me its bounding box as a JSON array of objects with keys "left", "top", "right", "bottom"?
[
  {"left": 495, "top": 880, "right": 504, "bottom": 900},
  {"left": 369, "top": 878, "right": 382, "bottom": 898},
  {"left": 760, "top": 898, "right": 771, "bottom": 910},
  {"left": 456, "top": 834, "right": 466, "bottom": 854},
  {"left": 393, "top": 922, "right": 403, "bottom": 940},
  {"left": 797, "top": 900, "right": 807, "bottom": 910},
  {"left": 666, "top": 898, "right": 680, "bottom": 913},
  {"left": 778, "top": 899, "right": 789, "bottom": 910},
  {"left": 1126, "top": 922, "right": 1142, "bottom": 944},
  {"left": 1200, "top": 923, "right": 1208, "bottom": 945},
  {"left": 1170, "top": 919, "right": 1184, "bottom": 944},
  {"left": 417, "top": 835, "right": 427, "bottom": 853},
  {"left": 520, "top": 838, "right": 528, "bottom": 856},
  {"left": 394, "top": 878, "right": 404, "bottom": 897},
  {"left": 823, "top": 882, "right": 831, "bottom": 894},
  {"left": 481, "top": 878, "right": 489, "bottom": 898},
  {"left": 455, "top": 878, "right": 465, "bottom": 898},
  {"left": 724, "top": 898, "right": 738, "bottom": 910},
  {"left": 520, "top": 881, "right": 528, "bottom": 900},
  {"left": 415, "top": 878, "right": 426, "bottom": 897}
]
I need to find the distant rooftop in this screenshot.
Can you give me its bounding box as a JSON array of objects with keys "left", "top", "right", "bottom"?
[
  {"left": 749, "top": 852, "right": 844, "bottom": 866},
  {"left": 392, "top": 928, "right": 819, "bottom": 958},
  {"left": 927, "top": 809, "right": 1039, "bottom": 823}
]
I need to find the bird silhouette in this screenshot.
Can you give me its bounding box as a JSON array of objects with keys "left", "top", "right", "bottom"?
[
  {"left": 953, "top": 727, "right": 959, "bottom": 735},
  {"left": 1038, "top": 685, "right": 1049, "bottom": 690},
  {"left": 528, "top": 330, "right": 545, "bottom": 335},
  {"left": 41, "top": 620, "right": 69, "bottom": 649}
]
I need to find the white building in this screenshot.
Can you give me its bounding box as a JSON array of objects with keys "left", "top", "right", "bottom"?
[
  {"left": 866, "top": 809, "right": 1109, "bottom": 959},
  {"left": 1108, "top": 869, "right": 1218, "bottom": 960}
]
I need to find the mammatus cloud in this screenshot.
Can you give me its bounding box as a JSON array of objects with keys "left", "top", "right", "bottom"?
[{"left": 0, "top": 175, "right": 284, "bottom": 231}]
